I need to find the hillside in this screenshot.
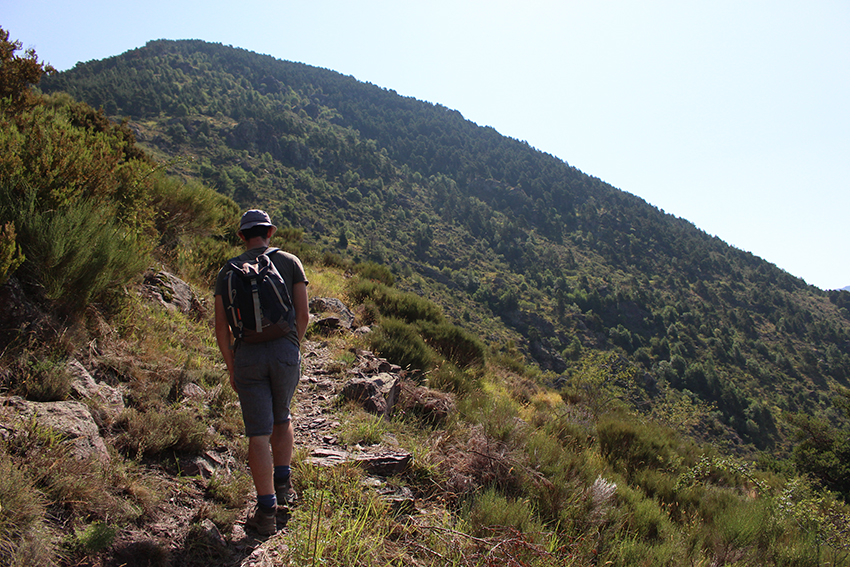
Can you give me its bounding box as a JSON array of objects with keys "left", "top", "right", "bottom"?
[
  {"left": 2, "top": 28, "right": 850, "bottom": 566},
  {"left": 40, "top": 39, "right": 850, "bottom": 453}
]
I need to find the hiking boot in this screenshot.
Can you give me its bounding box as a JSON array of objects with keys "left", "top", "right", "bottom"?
[
  {"left": 275, "top": 477, "right": 298, "bottom": 511},
  {"left": 245, "top": 504, "right": 277, "bottom": 535}
]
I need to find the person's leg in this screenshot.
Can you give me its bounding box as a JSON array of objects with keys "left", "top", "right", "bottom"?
[
  {"left": 248, "top": 434, "right": 274, "bottom": 497},
  {"left": 271, "top": 420, "right": 297, "bottom": 507},
  {"left": 269, "top": 339, "right": 300, "bottom": 469},
  {"left": 271, "top": 420, "right": 294, "bottom": 467},
  {"left": 269, "top": 340, "right": 301, "bottom": 508},
  {"left": 234, "top": 343, "right": 278, "bottom": 534},
  {"left": 245, "top": 433, "right": 278, "bottom": 535}
]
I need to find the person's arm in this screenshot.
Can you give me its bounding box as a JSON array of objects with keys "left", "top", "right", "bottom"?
[
  {"left": 214, "top": 294, "right": 237, "bottom": 391},
  {"left": 291, "top": 281, "right": 309, "bottom": 344}
]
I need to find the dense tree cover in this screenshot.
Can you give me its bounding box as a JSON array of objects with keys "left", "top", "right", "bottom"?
[{"left": 40, "top": 39, "right": 850, "bottom": 453}]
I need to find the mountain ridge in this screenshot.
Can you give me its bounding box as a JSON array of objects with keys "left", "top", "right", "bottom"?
[{"left": 39, "top": 39, "right": 850, "bottom": 453}]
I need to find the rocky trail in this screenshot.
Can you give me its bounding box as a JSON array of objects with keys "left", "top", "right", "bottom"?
[
  {"left": 115, "top": 329, "right": 426, "bottom": 567},
  {"left": 0, "top": 281, "right": 443, "bottom": 567}
]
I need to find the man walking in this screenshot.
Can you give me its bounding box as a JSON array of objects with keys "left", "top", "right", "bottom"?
[{"left": 214, "top": 209, "right": 309, "bottom": 535}]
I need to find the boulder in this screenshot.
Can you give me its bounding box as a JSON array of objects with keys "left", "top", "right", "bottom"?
[
  {"left": 354, "top": 451, "right": 412, "bottom": 476},
  {"left": 312, "top": 316, "right": 347, "bottom": 336},
  {"left": 306, "top": 447, "right": 412, "bottom": 477},
  {"left": 349, "top": 351, "right": 402, "bottom": 375},
  {"left": 341, "top": 373, "right": 400, "bottom": 417},
  {"left": 67, "top": 359, "right": 124, "bottom": 414},
  {"left": 2, "top": 396, "right": 109, "bottom": 462},
  {"left": 307, "top": 447, "right": 351, "bottom": 468},
  {"left": 141, "top": 270, "right": 201, "bottom": 316},
  {"left": 309, "top": 297, "right": 355, "bottom": 329}
]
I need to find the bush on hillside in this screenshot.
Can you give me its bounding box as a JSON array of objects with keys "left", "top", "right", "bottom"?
[
  {"left": 369, "top": 317, "right": 437, "bottom": 371},
  {"left": 2, "top": 186, "right": 149, "bottom": 310},
  {"left": 597, "top": 416, "right": 691, "bottom": 479},
  {"left": 348, "top": 279, "right": 442, "bottom": 324},
  {"left": 354, "top": 261, "right": 395, "bottom": 286},
  {"left": 416, "top": 319, "right": 486, "bottom": 368}
]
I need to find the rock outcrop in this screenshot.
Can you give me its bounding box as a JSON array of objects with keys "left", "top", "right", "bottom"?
[{"left": 1, "top": 396, "right": 110, "bottom": 462}]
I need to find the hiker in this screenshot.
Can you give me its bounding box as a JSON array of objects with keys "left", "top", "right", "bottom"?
[{"left": 214, "top": 209, "right": 309, "bottom": 535}]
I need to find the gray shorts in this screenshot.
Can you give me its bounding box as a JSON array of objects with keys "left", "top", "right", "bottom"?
[{"left": 233, "top": 337, "right": 301, "bottom": 437}]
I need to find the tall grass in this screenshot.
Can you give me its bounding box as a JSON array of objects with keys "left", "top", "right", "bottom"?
[
  {"left": 115, "top": 406, "right": 209, "bottom": 458},
  {"left": 286, "top": 464, "right": 393, "bottom": 566},
  {"left": 9, "top": 349, "right": 73, "bottom": 401},
  {"left": 0, "top": 449, "right": 53, "bottom": 566}
]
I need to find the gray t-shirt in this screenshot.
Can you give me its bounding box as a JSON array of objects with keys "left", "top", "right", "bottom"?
[{"left": 215, "top": 246, "right": 308, "bottom": 342}]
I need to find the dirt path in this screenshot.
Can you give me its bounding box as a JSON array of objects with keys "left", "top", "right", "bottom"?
[{"left": 292, "top": 339, "right": 344, "bottom": 453}]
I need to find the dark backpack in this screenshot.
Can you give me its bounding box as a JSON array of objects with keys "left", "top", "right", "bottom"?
[{"left": 222, "top": 248, "right": 296, "bottom": 344}]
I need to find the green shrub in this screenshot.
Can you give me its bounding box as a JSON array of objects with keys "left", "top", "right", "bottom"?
[
  {"left": 426, "top": 362, "right": 478, "bottom": 394},
  {"left": 491, "top": 343, "right": 528, "bottom": 375},
  {"left": 348, "top": 279, "right": 442, "bottom": 324},
  {"left": 338, "top": 411, "right": 388, "bottom": 446},
  {"left": 68, "top": 520, "right": 117, "bottom": 555},
  {"left": 207, "top": 470, "right": 252, "bottom": 508},
  {"left": 416, "top": 319, "right": 486, "bottom": 368},
  {"left": 322, "top": 251, "right": 349, "bottom": 269},
  {"left": 348, "top": 278, "right": 380, "bottom": 303},
  {"left": 3, "top": 415, "right": 152, "bottom": 529},
  {"left": 463, "top": 391, "right": 523, "bottom": 445},
  {"left": 2, "top": 184, "right": 149, "bottom": 311},
  {"left": 354, "top": 261, "right": 395, "bottom": 286},
  {"left": 712, "top": 498, "right": 772, "bottom": 552},
  {"left": 605, "top": 535, "right": 681, "bottom": 567},
  {"left": 615, "top": 484, "right": 673, "bottom": 543},
  {"left": 203, "top": 470, "right": 253, "bottom": 528},
  {"left": 287, "top": 464, "right": 393, "bottom": 566},
  {"left": 176, "top": 235, "right": 239, "bottom": 288},
  {"left": 597, "top": 416, "right": 686, "bottom": 478},
  {"left": 9, "top": 351, "right": 72, "bottom": 402},
  {"left": 464, "top": 487, "right": 544, "bottom": 540},
  {"left": 153, "top": 176, "right": 238, "bottom": 241},
  {"left": 369, "top": 317, "right": 437, "bottom": 371},
  {"left": 21, "top": 360, "right": 72, "bottom": 402},
  {"left": 520, "top": 431, "right": 585, "bottom": 523}
]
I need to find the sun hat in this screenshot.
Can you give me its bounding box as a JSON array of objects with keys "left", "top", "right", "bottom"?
[{"left": 239, "top": 209, "right": 275, "bottom": 231}]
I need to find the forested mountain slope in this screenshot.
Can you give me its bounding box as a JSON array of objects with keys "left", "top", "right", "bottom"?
[{"left": 42, "top": 39, "right": 850, "bottom": 453}]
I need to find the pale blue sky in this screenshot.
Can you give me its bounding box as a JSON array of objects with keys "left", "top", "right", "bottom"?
[{"left": 4, "top": 0, "right": 849, "bottom": 289}]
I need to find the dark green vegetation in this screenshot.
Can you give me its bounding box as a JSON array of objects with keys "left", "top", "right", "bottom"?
[
  {"left": 2, "top": 28, "right": 850, "bottom": 565},
  {"left": 42, "top": 38, "right": 850, "bottom": 453}
]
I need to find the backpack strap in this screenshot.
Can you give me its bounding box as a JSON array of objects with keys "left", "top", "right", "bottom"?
[
  {"left": 250, "top": 275, "right": 263, "bottom": 332},
  {"left": 224, "top": 268, "right": 241, "bottom": 334}
]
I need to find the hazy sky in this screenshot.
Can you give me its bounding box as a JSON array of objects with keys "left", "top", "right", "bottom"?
[{"left": 5, "top": 1, "right": 849, "bottom": 289}]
